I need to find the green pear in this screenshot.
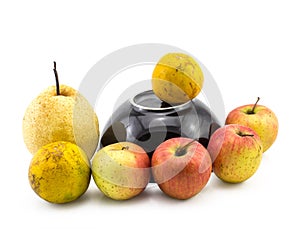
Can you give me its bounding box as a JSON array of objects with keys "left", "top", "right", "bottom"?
[{"left": 23, "top": 62, "right": 99, "bottom": 159}]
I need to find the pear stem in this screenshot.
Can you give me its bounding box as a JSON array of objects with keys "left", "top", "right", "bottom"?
[
  {"left": 174, "top": 139, "right": 197, "bottom": 157},
  {"left": 53, "top": 61, "right": 60, "bottom": 96},
  {"left": 251, "top": 97, "right": 260, "bottom": 114}
]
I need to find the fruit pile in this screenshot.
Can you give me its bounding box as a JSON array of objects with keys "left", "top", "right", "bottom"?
[{"left": 23, "top": 54, "right": 278, "bottom": 203}]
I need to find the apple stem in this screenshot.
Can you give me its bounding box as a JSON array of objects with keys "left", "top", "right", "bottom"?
[
  {"left": 237, "top": 131, "right": 254, "bottom": 137},
  {"left": 122, "top": 146, "right": 129, "bottom": 150},
  {"left": 250, "top": 97, "right": 260, "bottom": 114},
  {"left": 53, "top": 61, "right": 60, "bottom": 96},
  {"left": 240, "top": 134, "right": 254, "bottom": 137},
  {"left": 174, "top": 139, "right": 197, "bottom": 157}
]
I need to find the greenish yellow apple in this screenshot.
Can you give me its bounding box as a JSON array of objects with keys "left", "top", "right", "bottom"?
[
  {"left": 22, "top": 62, "right": 99, "bottom": 159},
  {"left": 92, "top": 142, "right": 150, "bottom": 200},
  {"left": 207, "top": 124, "right": 263, "bottom": 183},
  {"left": 152, "top": 53, "right": 204, "bottom": 104},
  {"left": 225, "top": 98, "right": 279, "bottom": 152},
  {"left": 28, "top": 141, "right": 91, "bottom": 204}
]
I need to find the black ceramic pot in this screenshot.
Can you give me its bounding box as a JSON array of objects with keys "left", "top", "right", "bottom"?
[{"left": 100, "top": 90, "right": 221, "bottom": 160}]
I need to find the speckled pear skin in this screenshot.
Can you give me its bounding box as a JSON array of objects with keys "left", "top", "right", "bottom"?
[{"left": 22, "top": 85, "right": 100, "bottom": 159}]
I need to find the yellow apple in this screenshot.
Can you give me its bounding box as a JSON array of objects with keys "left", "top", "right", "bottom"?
[
  {"left": 207, "top": 124, "right": 263, "bottom": 183},
  {"left": 225, "top": 98, "right": 278, "bottom": 152},
  {"left": 92, "top": 142, "right": 150, "bottom": 200}
]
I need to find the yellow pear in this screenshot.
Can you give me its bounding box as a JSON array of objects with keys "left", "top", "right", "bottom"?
[
  {"left": 152, "top": 53, "right": 204, "bottom": 104},
  {"left": 28, "top": 141, "right": 91, "bottom": 204},
  {"left": 22, "top": 62, "right": 99, "bottom": 159}
]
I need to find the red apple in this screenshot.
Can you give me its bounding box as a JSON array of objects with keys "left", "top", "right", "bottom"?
[
  {"left": 225, "top": 97, "right": 278, "bottom": 152},
  {"left": 151, "top": 137, "right": 212, "bottom": 200},
  {"left": 207, "top": 124, "right": 263, "bottom": 183}
]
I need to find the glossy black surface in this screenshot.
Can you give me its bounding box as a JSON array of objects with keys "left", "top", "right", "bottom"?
[{"left": 100, "top": 90, "right": 221, "bottom": 158}]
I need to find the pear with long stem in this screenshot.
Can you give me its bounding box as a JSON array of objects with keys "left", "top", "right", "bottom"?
[{"left": 22, "top": 62, "right": 100, "bottom": 159}]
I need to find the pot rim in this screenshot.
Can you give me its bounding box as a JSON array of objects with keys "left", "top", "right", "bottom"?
[{"left": 130, "top": 90, "right": 191, "bottom": 111}]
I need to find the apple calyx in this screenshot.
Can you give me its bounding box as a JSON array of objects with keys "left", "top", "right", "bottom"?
[
  {"left": 174, "top": 139, "right": 197, "bottom": 157},
  {"left": 53, "top": 61, "right": 60, "bottom": 96},
  {"left": 247, "top": 97, "right": 260, "bottom": 114}
]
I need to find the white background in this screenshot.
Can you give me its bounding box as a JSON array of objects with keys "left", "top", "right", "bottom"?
[{"left": 0, "top": 0, "right": 299, "bottom": 228}]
